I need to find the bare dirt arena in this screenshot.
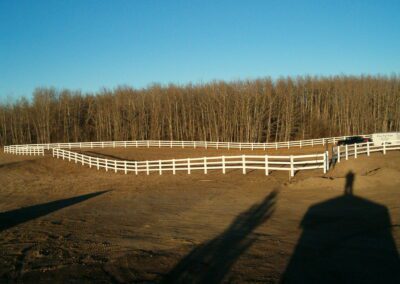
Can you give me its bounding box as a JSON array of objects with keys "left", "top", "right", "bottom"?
[{"left": 1, "top": 147, "right": 399, "bottom": 283}]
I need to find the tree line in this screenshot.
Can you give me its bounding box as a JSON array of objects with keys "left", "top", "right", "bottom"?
[{"left": 0, "top": 75, "right": 399, "bottom": 145}]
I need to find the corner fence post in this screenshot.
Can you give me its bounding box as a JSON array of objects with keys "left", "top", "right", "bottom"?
[{"left": 242, "top": 155, "right": 246, "bottom": 174}]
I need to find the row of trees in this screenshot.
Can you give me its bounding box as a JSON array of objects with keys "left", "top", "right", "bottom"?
[{"left": 0, "top": 75, "right": 399, "bottom": 145}]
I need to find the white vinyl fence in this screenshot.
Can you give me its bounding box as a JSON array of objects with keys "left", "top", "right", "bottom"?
[
  {"left": 5, "top": 146, "right": 45, "bottom": 156},
  {"left": 4, "top": 134, "right": 371, "bottom": 154},
  {"left": 52, "top": 148, "right": 329, "bottom": 177},
  {"left": 333, "top": 141, "right": 400, "bottom": 163}
]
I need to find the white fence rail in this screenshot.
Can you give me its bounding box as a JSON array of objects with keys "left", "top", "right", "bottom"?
[
  {"left": 53, "top": 148, "right": 328, "bottom": 177},
  {"left": 4, "top": 134, "right": 371, "bottom": 154},
  {"left": 333, "top": 141, "right": 400, "bottom": 163}
]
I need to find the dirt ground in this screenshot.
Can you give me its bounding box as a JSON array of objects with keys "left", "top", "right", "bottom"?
[
  {"left": 0, "top": 147, "right": 399, "bottom": 283},
  {"left": 77, "top": 145, "right": 330, "bottom": 161}
]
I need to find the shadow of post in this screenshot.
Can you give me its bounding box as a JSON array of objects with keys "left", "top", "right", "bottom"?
[
  {"left": 281, "top": 171, "right": 400, "bottom": 283},
  {"left": 163, "top": 189, "right": 279, "bottom": 284},
  {"left": 0, "top": 190, "right": 111, "bottom": 232}
]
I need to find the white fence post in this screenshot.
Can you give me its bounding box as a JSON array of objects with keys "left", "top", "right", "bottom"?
[
  {"left": 105, "top": 160, "right": 108, "bottom": 172},
  {"left": 325, "top": 150, "right": 329, "bottom": 171},
  {"left": 97, "top": 158, "right": 99, "bottom": 170},
  {"left": 188, "top": 158, "right": 191, "bottom": 174},
  {"left": 146, "top": 161, "right": 149, "bottom": 175},
  {"left": 265, "top": 155, "right": 269, "bottom": 176},
  {"left": 337, "top": 146, "right": 341, "bottom": 163},
  {"left": 323, "top": 153, "right": 327, "bottom": 174},
  {"left": 345, "top": 145, "right": 348, "bottom": 160},
  {"left": 242, "top": 155, "right": 246, "bottom": 174},
  {"left": 135, "top": 161, "right": 138, "bottom": 175},
  {"left": 115, "top": 160, "right": 117, "bottom": 173},
  {"left": 383, "top": 142, "right": 386, "bottom": 155},
  {"left": 354, "top": 144, "right": 357, "bottom": 159},
  {"left": 147, "top": 141, "right": 150, "bottom": 148},
  {"left": 172, "top": 159, "right": 176, "bottom": 175},
  {"left": 124, "top": 161, "right": 127, "bottom": 174},
  {"left": 222, "top": 156, "right": 226, "bottom": 174},
  {"left": 159, "top": 160, "right": 162, "bottom": 175},
  {"left": 367, "top": 142, "right": 370, "bottom": 156},
  {"left": 204, "top": 157, "right": 207, "bottom": 174},
  {"left": 290, "top": 155, "right": 294, "bottom": 177}
]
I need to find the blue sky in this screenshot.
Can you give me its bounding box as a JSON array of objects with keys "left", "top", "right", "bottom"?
[{"left": 1, "top": 0, "right": 399, "bottom": 100}]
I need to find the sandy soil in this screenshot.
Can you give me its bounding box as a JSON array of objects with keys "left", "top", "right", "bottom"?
[{"left": 0, "top": 147, "right": 399, "bottom": 283}]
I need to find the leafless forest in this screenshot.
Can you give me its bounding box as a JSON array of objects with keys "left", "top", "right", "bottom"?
[{"left": 1, "top": 75, "right": 399, "bottom": 145}]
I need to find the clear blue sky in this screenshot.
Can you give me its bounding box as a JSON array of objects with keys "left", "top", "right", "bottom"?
[{"left": 1, "top": 0, "right": 399, "bottom": 100}]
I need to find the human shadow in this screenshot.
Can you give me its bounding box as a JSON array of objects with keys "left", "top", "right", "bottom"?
[
  {"left": 163, "top": 189, "right": 278, "bottom": 284},
  {"left": 0, "top": 190, "right": 111, "bottom": 232},
  {"left": 281, "top": 171, "right": 400, "bottom": 283}
]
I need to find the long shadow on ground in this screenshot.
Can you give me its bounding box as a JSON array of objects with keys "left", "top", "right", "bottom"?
[
  {"left": 0, "top": 190, "right": 111, "bottom": 232},
  {"left": 163, "top": 189, "right": 278, "bottom": 283},
  {"left": 281, "top": 171, "right": 400, "bottom": 283}
]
